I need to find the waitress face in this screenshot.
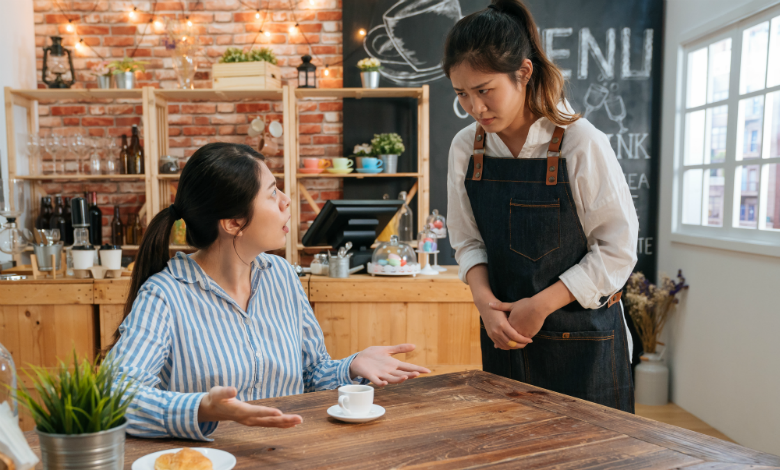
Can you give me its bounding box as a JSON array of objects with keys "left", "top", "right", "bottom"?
[
  {"left": 231, "top": 161, "right": 291, "bottom": 254},
  {"left": 450, "top": 60, "right": 533, "bottom": 134}
]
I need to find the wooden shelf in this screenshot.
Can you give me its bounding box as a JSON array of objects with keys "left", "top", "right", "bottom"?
[
  {"left": 120, "top": 245, "right": 196, "bottom": 251},
  {"left": 296, "top": 172, "right": 420, "bottom": 178},
  {"left": 155, "top": 88, "right": 283, "bottom": 101},
  {"left": 296, "top": 88, "right": 423, "bottom": 99},
  {"left": 15, "top": 174, "right": 145, "bottom": 181},
  {"left": 11, "top": 89, "right": 143, "bottom": 101},
  {"left": 297, "top": 241, "right": 418, "bottom": 251},
  {"left": 157, "top": 173, "right": 283, "bottom": 180}
]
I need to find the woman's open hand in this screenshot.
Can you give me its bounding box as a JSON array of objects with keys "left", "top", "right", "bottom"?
[
  {"left": 350, "top": 344, "right": 431, "bottom": 386},
  {"left": 198, "top": 386, "right": 303, "bottom": 428}
]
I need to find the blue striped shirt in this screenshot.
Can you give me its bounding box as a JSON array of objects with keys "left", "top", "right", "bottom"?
[{"left": 108, "top": 252, "right": 360, "bottom": 441}]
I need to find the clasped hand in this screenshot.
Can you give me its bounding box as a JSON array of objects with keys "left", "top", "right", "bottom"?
[{"left": 477, "top": 296, "right": 548, "bottom": 351}]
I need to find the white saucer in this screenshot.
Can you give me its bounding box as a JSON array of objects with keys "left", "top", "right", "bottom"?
[
  {"left": 327, "top": 404, "right": 385, "bottom": 423},
  {"left": 132, "top": 447, "right": 236, "bottom": 470}
]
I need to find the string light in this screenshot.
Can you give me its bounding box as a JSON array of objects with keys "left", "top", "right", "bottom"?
[
  {"left": 256, "top": 9, "right": 260, "bottom": 19},
  {"left": 185, "top": 15, "right": 192, "bottom": 26},
  {"left": 154, "top": 18, "right": 163, "bottom": 29},
  {"left": 264, "top": 30, "right": 271, "bottom": 37},
  {"left": 358, "top": 28, "right": 366, "bottom": 36},
  {"left": 74, "top": 38, "right": 84, "bottom": 52},
  {"left": 289, "top": 23, "right": 299, "bottom": 34},
  {"left": 323, "top": 65, "right": 329, "bottom": 76},
  {"left": 129, "top": 6, "right": 137, "bottom": 19},
  {"left": 66, "top": 19, "right": 74, "bottom": 33}
]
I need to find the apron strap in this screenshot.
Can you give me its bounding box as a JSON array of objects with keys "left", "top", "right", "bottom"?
[
  {"left": 546, "top": 126, "right": 565, "bottom": 186},
  {"left": 472, "top": 125, "right": 486, "bottom": 181},
  {"left": 607, "top": 291, "right": 622, "bottom": 308}
]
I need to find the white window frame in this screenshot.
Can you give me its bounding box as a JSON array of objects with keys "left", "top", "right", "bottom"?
[{"left": 672, "top": 2, "right": 780, "bottom": 257}]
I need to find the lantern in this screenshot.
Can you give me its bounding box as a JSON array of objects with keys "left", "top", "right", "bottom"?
[
  {"left": 297, "top": 55, "right": 317, "bottom": 88},
  {"left": 42, "top": 36, "right": 75, "bottom": 89}
]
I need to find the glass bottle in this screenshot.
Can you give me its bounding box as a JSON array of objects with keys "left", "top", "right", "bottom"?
[
  {"left": 49, "top": 196, "right": 67, "bottom": 242},
  {"left": 35, "top": 196, "right": 53, "bottom": 230},
  {"left": 62, "top": 196, "right": 74, "bottom": 245},
  {"left": 130, "top": 212, "right": 142, "bottom": 245},
  {"left": 119, "top": 134, "right": 129, "bottom": 174},
  {"left": 0, "top": 340, "right": 18, "bottom": 423},
  {"left": 111, "top": 206, "right": 124, "bottom": 246},
  {"left": 397, "top": 191, "right": 414, "bottom": 243},
  {"left": 88, "top": 192, "right": 103, "bottom": 246},
  {"left": 130, "top": 125, "right": 144, "bottom": 175}
]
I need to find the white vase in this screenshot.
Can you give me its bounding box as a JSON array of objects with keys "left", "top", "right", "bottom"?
[
  {"left": 634, "top": 352, "right": 669, "bottom": 406},
  {"left": 360, "top": 71, "right": 380, "bottom": 89}
]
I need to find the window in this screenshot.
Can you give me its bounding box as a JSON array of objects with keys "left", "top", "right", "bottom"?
[{"left": 677, "top": 7, "right": 780, "bottom": 249}]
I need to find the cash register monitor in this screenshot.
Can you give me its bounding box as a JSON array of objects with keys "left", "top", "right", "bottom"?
[{"left": 301, "top": 199, "right": 404, "bottom": 267}]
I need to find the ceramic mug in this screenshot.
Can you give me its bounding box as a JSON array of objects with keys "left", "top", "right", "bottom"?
[
  {"left": 338, "top": 384, "right": 373, "bottom": 416},
  {"left": 361, "top": 157, "right": 384, "bottom": 170},
  {"left": 302, "top": 158, "right": 331, "bottom": 169},
  {"left": 331, "top": 157, "right": 354, "bottom": 170}
]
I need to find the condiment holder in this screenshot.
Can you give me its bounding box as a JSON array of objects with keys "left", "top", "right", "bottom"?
[
  {"left": 327, "top": 242, "right": 364, "bottom": 278},
  {"left": 30, "top": 242, "right": 66, "bottom": 279}
]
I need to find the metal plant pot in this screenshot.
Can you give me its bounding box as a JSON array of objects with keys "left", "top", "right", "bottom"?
[
  {"left": 36, "top": 421, "right": 128, "bottom": 470},
  {"left": 114, "top": 71, "right": 136, "bottom": 89},
  {"left": 96, "top": 75, "right": 112, "bottom": 89},
  {"left": 380, "top": 154, "right": 398, "bottom": 174},
  {"left": 360, "top": 71, "right": 380, "bottom": 89}
]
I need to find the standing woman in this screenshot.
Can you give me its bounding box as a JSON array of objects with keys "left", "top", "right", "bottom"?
[
  {"left": 109, "top": 143, "right": 429, "bottom": 441},
  {"left": 444, "top": 0, "right": 638, "bottom": 412}
]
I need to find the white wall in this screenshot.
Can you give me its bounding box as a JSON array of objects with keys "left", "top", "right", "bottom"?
[
  {"left": 0, "top": 0, "right": 36, "bottom": 265},
  {"left": 659, "top": 0, "right": 780, "bottom": 456}
]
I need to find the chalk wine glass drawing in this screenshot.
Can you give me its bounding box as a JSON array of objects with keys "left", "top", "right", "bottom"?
[
  {"left": 581, "top": 82, "right": 629, "bottom": 134},
  {"left": 363, "top": 0, "right": 462, "bottom": 86}
]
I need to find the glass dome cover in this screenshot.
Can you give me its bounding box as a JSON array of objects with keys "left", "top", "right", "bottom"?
[
  {"left": 368, "top": 235, "right": 420, "bottom": 276},
  {"left": 417, "top": 228, "right": 438, "bottom": 253},
  {"left": 426, "top": 209, "right": 446, "bottom": 238}
]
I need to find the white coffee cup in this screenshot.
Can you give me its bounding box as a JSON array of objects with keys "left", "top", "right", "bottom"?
[
  {"left": 72, "top": 249, "right": 96, "bottom": 270},
  {"left": 338, "top": 385, "right": 373, "bottom": 416},
  {"left": 99, "top": 248, "right": 122, "bottom": 270}
]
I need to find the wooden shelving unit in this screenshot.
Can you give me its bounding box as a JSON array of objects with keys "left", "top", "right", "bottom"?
[{"left": 5, "top": 85, "right": 430, "bottom": 266}]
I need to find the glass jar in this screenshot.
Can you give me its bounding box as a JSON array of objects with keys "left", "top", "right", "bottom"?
[
  {"left": 0, "top": 341, "right": 17, "bottom": 423},
  {"left": 310, "top": 253, "right": 329, "bottom": 275},
  {"left": 426, "top": 209, "right": 446, "bottom": 239},
  {"left": 369, "top": 235, "right": 419, "bottom": 276},
  {"left": 159, "top": 155, "right": 180, "bottom": 174}
]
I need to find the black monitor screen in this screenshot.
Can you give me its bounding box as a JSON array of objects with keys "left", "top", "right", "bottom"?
[{"left": 301, "top": 199, "right": 403, "bottom": 250}]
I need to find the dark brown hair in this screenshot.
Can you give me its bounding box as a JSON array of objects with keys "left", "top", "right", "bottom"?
[
  {"left": 442, "top": 0, "right": 579, "bottom": 126},
  {"left": 123, "top": 143, "right": 265, "bottom": 318}
]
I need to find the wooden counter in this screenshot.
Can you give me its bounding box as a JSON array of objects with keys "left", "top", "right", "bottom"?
[{"left": 309, "top": 268, "right": 482, "bottom": 375}]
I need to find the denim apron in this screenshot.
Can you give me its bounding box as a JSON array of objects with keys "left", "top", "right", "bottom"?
[{"left": 464, "top": 125, "right": 634, "bottom": 412}]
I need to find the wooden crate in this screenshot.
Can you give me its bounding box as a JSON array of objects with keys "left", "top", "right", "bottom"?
[{"left": 212, "top": 61, "right": 282, "bottom": 89}]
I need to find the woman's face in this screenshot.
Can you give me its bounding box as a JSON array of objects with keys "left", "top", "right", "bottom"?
[
  {"left": 450, "top": 61, "right": 531, "bottom": 134},
  {"left": 235, "top": 161, "right": 291, "bottom": 254}
]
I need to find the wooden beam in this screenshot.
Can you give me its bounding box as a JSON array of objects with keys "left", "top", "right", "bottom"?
[{"left": 298, "top": 183, "right": 321, "bottom": 215}]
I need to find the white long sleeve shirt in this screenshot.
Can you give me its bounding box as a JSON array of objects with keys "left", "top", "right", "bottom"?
[{"left": 447, "top": 116, "right": 638, "bottom": 355}]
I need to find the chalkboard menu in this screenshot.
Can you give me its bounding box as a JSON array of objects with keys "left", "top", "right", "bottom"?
[{"left": 343, "top": 0, "right": 662, "bottom": 280}]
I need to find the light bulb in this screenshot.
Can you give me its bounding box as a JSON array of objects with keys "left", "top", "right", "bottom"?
[
  {"left": 256, "top": 10, "right": 260, "bottom": 19},
  {"left": 187, "top": 20, "right": 192, "bottom": 26},
  {"left": 154, "top": 19, "right": 163, "bottom": 29},
  {"left": 324, "top": 67, "right": 330, "bottom": 76},
  {"left": 75, "top": 39, "right": 84, "bottom": 52},
  {"left": 66, "top": 21, "right": 74, "bottom": 33},
  {"left": 358, "top": 28, "right": 366, "bottom": 36},
  {"left": 289, "top": 24, "right": 297, "bottom": 34},
  {"left": 129, "top": 7, "right": 136, "bottom": 19}
]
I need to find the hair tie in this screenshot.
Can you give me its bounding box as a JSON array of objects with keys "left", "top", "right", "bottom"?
[
  {"left": 169, "top": 204, "right": 181, "bottom": 221},
  {"left": 487, "top": 4, "right": 501, "bottom": 12}
]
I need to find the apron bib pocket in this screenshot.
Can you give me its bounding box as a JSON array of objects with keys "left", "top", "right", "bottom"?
[
  {"left": 524, "top": 329, "right": 619, "bottom": 408},
  {"left": 509, "top": 199, "right": 560, "bottom": 261}
]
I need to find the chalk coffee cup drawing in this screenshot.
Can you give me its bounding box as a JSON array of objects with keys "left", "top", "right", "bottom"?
[
  {"left": 364, "top": 0, "right": 462, "bottom": 84},
  {"left": 338, "top": 385, "right": 374, "bottom": 416}
]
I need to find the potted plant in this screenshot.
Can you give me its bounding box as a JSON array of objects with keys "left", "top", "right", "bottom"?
[
  {"left": 371, "top": 133, "right": 405, "bottom": 174},
  {"left": 357, "top": 58, "right": 381, "bottom": 89},
  {"left": 624, "top": 270, "right": 688, "bottom": 406},
  {"left": 351, "top": 143, "right": 373, "bottom": 168},
  {"left": 15, "top": 352, "right": 137, "bottom": 469},
  {"left": 108, "top": 57, "right": 148, "bottom": 89},
  {"left": 89, "top": 61, "right": 112, "bottom": 89},
  {"left": 212, "top": 47, "right": 281, "bottom": 90}
]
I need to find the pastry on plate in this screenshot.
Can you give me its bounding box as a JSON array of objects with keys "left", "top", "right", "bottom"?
[{"left": 154, "top": 448, "right": 213, "bottom": 470}]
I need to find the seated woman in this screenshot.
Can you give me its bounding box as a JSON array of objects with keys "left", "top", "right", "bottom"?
[{"left": 109, "top": 143, "right": 429, "bottom": 440}]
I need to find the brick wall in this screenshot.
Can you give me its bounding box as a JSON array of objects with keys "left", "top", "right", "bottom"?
[{"left": 32, "top": 0, "right": 344, "bottom": 244}]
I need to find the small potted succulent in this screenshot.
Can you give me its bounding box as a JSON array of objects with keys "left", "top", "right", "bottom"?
[
  {"left": 371, "top": 133, "right": 405, "bottom": 174},
  {"left": 89, "top": 61, "right": 112, "bottom": 89},
  {"left": 108, "top": 57, "right": 148, "bottom": 89},
  {"left": 213, "top": 47, "right": 281, "bottom": 89},
  {"left": 15, "top": 351, "right": 137, "bottom": 469},
  {"left": 357, "top": 58, "right": 381, "bottom": 89}
]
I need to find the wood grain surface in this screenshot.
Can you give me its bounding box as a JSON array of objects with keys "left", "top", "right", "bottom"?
[{"left": 24, "top": 371, "right": 780, "bottom": 469}]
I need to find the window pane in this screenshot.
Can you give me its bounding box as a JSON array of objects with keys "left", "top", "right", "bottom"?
[
  {"left": 683, "top": 169, "right": 703, "bottom": 225},
  {"left": 734, "top": 164, "right": 761, "bottom": 228},
  {"left": 685, "top": 110, "right": 706, "bottom": 165},
  {"left": 760, "top": 164, "right": 780, "bottom": 230},
  {"left": 766, "top": 90, "right": 780, "bottom": 159},
  {"left": 736, "top": 96, "right": 764, "bottom": 160},
  {"left": 687, "top": 47, "right": 708, "bottom": 108},
  {"left": 705, "top": 105, "right": 728, "bottom": 163},
  {"left": 767, "top": 16, "right": 780, "bottom": 88},
  {"left": 704, "top": 168, "right": 725, "bottom": 226},
  {"left": 708, "top": 38, "right": 731, "bottom": 102},
  {"left": 740, "top": 21, "right": 769, "bottom": 94}
]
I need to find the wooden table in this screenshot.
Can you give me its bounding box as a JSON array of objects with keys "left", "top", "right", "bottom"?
[{"left": 25, "top": 371, "right": 780, "bottom": 469}]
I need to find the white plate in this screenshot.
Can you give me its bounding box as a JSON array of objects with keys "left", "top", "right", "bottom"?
[
  {"left": 327, "top": 404, "right": 385, "bottom": 423},
  {"left": 132, "top": 447, "right": 236, "bottom": 470}
]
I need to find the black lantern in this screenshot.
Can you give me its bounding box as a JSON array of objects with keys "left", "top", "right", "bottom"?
[
  {"left": 297, "top": 55, "right": 317, "bottom": 88},
  {"left": 42, "top": 36, "right": 75, "bottom": 89}
]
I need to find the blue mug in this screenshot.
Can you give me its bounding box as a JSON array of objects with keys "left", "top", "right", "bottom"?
[{"left": 361, "top": 157, "right": 384, "bottom": 170}]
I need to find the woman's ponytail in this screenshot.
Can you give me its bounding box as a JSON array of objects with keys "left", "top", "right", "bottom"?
[
  {"left": 123, "top": 206, "right": 178, "bottom": 317},
  {"left": 443, "top": 0, "right": 579, "bottom": 126}
]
